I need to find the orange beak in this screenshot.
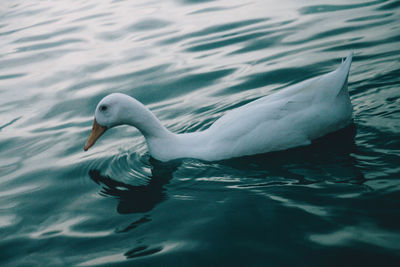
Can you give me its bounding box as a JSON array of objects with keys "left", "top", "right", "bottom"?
[{"left": 84, "top": 119, "right": 107, "bottom": 151}]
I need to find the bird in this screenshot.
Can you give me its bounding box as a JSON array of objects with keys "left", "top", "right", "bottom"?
[{"left": 84, "top": 52, "right": 354, "bottom": 162}]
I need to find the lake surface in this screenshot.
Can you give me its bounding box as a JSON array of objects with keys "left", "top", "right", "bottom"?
[{"left": 1, "top": 0, "right": 400, "bottom": 265}]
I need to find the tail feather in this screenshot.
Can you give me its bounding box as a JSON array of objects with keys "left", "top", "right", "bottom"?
[
  {"left": 342, "top": 51, "right": 353, "bottom": 70},
  {"left": 336, "top": 51, "right": 353, "bottom": 96}
]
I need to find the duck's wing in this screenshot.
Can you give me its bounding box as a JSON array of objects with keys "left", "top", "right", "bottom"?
[{"left": 209, "top": 96, "right": 304, "bottom": 138}]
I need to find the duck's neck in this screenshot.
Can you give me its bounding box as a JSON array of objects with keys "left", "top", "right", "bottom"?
[
  {"left": 121, "top": 97, "right": 171, "bottom": 139},
  {"left": 120, "top": 96, "right": 211, "bottom": 161}
]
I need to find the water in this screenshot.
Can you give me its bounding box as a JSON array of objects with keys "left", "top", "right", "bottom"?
[{"left": 1, "top": 0, "right": 399, "bottom": 265}]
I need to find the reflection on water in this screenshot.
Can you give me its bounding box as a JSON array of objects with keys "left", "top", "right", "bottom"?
[
  {"left": 89, "top": 160, "right": 177, "bottom": 214},
  {"left": 89, "top": 124, "right": 364, "bottom": 216},
  {"left": 1, "top": 0, "right": 400, "bottom": 265}
]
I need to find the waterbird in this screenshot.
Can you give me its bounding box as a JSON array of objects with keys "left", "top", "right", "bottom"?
[{"left": 84, "top": 52, "right": 354, "bottom": 162}]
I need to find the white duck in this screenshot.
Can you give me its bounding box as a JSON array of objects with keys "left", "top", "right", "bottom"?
[{"left": 84, "top": 52, "right": 353, "bottom": 162}]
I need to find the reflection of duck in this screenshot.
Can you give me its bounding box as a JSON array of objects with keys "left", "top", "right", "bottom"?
[
  {"left": 84, "top": 53, "right": 354, "bottom": 162},
  {"left": 89, "top": 160, "right": 176, "bottom": 214},
  {"left": 89, "top": 124, "right": 364, "bottom": 215}
]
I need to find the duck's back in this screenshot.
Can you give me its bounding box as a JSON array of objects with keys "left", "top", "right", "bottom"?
[{"left": 204, "top": 53, "right": 353, "bottom": 160}]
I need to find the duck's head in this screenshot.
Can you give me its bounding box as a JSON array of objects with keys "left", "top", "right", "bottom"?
[{"left": 84, "top": 93, "right": 131, "bottom": 151}]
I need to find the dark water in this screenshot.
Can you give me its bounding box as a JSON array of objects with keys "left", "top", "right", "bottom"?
[{"left": 1, "top": 0, "right": 400, "bottom": 266}]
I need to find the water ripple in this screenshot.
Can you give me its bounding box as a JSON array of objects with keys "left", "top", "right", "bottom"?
[{"left": 1, "top": 0, "right": 399, "bottom": 265}]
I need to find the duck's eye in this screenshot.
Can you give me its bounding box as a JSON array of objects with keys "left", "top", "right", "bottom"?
[{"left": 100, "top": 105, "right": 108, "bottom": 111}]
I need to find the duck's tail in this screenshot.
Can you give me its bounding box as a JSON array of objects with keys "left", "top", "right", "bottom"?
[
  {"left": 341, "top": 51, "right": 353, "bottom": 72},
  {"left": 335, "top": 51, "right": 353, "bottom": 96}
]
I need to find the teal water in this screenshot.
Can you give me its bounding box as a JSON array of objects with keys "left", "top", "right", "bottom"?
[{"left": 1, "top": 0, "right": 400, "bottom": 265}]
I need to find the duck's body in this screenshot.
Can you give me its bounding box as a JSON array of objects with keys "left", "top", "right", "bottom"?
[{"left": 84, "top": 52, "right": 354, "bottom": 162}]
